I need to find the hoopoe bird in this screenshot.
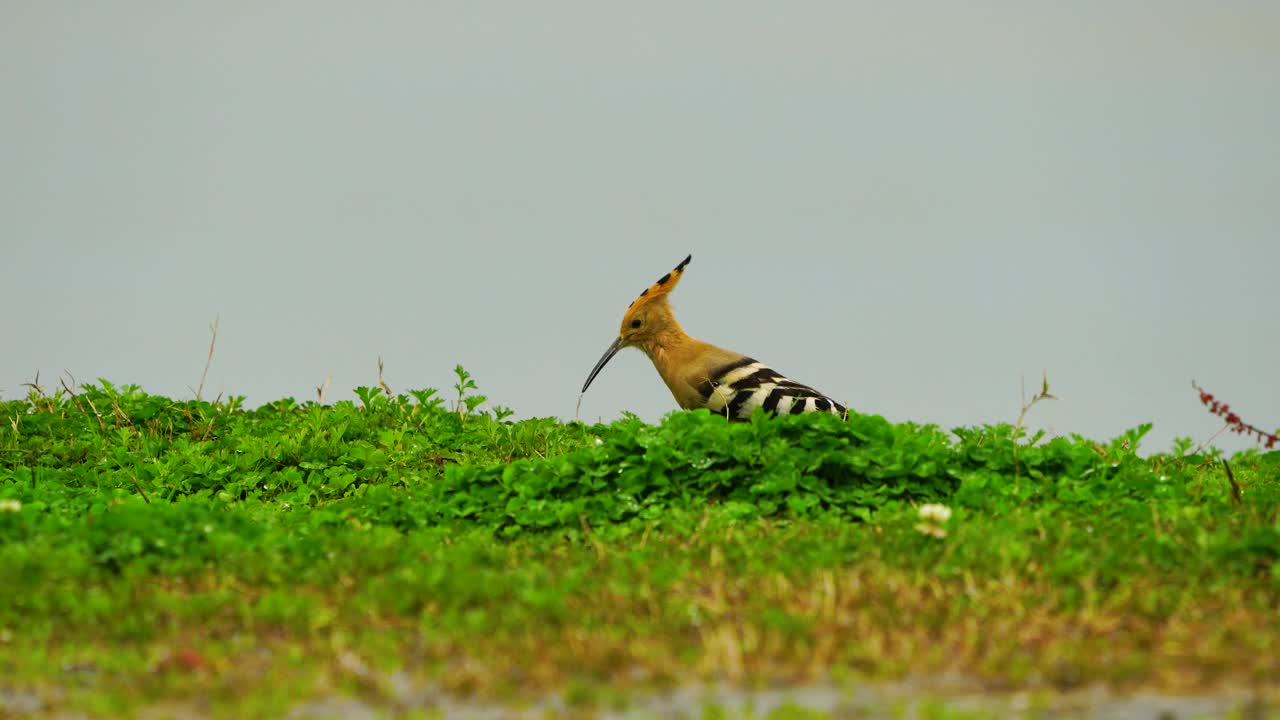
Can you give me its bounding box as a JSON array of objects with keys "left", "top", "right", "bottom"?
[{"left": 580, "top": 254, "right": 848, "bottom": 421}]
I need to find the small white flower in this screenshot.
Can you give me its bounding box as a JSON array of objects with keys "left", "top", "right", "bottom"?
[
  {"left": 918, "top": 503, "right": 952, "bottom": 523},
  {"left": 0, "top": 499, "right": 21, "bottom": 513},
  {"left": 915, "top": 503, "right": 952, "bottom": 539},
  {"left": 915, "top": 523, "right": 947, "bottom": 539},
  {"left": 203, "top": 524, "right": 214, "bottom": 534},
  {"left": 594, "top": 438, "right": 603, "bottom": 446}
]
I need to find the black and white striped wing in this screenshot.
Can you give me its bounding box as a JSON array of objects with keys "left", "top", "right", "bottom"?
[{"left": 696, "top": 358, "right": 847, "bottom": 421}]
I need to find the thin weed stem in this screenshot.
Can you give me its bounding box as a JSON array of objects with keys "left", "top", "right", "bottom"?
[
  {"left": 1012, "top": 372, "right": 1056, "bottom": 494},
  {"left": 196, "top": 317, "right": 219, "bottom": 402}
]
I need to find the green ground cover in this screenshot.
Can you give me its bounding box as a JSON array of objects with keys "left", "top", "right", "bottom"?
[{"left": 0, "top": 371, "right": 1277, "bottom": 718}]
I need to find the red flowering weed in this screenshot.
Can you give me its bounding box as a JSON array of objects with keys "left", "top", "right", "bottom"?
[{"left": 1192, "top": 381, "right": 1279, "bottom": 449}]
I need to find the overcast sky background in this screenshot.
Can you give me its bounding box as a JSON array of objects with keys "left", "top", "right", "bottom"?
[{"left": 3, "top": 2, "right": 1277, "bottom": 454}]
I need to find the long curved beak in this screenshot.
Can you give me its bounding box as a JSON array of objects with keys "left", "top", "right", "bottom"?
[{"left": 581, "top": 337, "right": 624, "bottom": 394}]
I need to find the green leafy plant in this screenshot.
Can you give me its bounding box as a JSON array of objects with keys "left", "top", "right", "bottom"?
[
  {"left": 0, "top": 370, "right": 1277, "bottom": 718},
  {"left": 452, "top": 364, "right": 487, "bottom": 420}
]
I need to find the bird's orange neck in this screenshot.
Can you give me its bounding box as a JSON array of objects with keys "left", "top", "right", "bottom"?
[
  {"left": 635, "top": 319, "right": 733, "bottom": 409},
  {"left": 646, "top": 331, "right": 700, "bottom": 369},
  {"left": 637, "top": 313, "right": 690, "bottom": 363}
]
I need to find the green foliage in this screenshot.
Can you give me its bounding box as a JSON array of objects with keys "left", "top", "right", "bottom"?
[
  {"left": 0, "top": 371, "right": 1278, "bottom": 715},
  {"left": 1, "top": 376, "right": 1277, "bottom": 565},
  {"left": 438, "top": 410, "right": 963, "bottom": 533}
]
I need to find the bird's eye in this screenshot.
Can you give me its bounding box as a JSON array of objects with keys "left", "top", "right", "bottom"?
[{"left": 630, "top": 319, "right": 642, "bottom": 329}]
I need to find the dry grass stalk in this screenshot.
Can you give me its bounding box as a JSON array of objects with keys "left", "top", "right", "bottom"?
[
  {"left": 316, "top": 376, "right": 332, "bottom": 404},
  {"left": 377, "top": 355, "right": 393, "bottom": 397},
  {"left": 196, "top": 317, "right": 219, "bottom": 402}
]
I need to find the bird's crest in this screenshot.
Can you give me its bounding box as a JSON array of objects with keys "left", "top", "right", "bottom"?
[{"left": 623, "top": 254, "right": 691, "bottom": 318}]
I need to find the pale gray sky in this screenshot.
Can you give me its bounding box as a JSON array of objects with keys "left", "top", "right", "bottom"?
[{"left": 4, "top": 2, "right": 1277, "bottom": 453}]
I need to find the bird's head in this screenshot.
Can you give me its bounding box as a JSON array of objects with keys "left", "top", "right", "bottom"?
[{"left": 580, "top": 254, "right": 691, "bottom": 395}]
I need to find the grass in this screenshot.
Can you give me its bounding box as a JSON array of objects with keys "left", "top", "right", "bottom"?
[{"left": 1, "top": 369, "right": 1278, "bottom": 718}]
